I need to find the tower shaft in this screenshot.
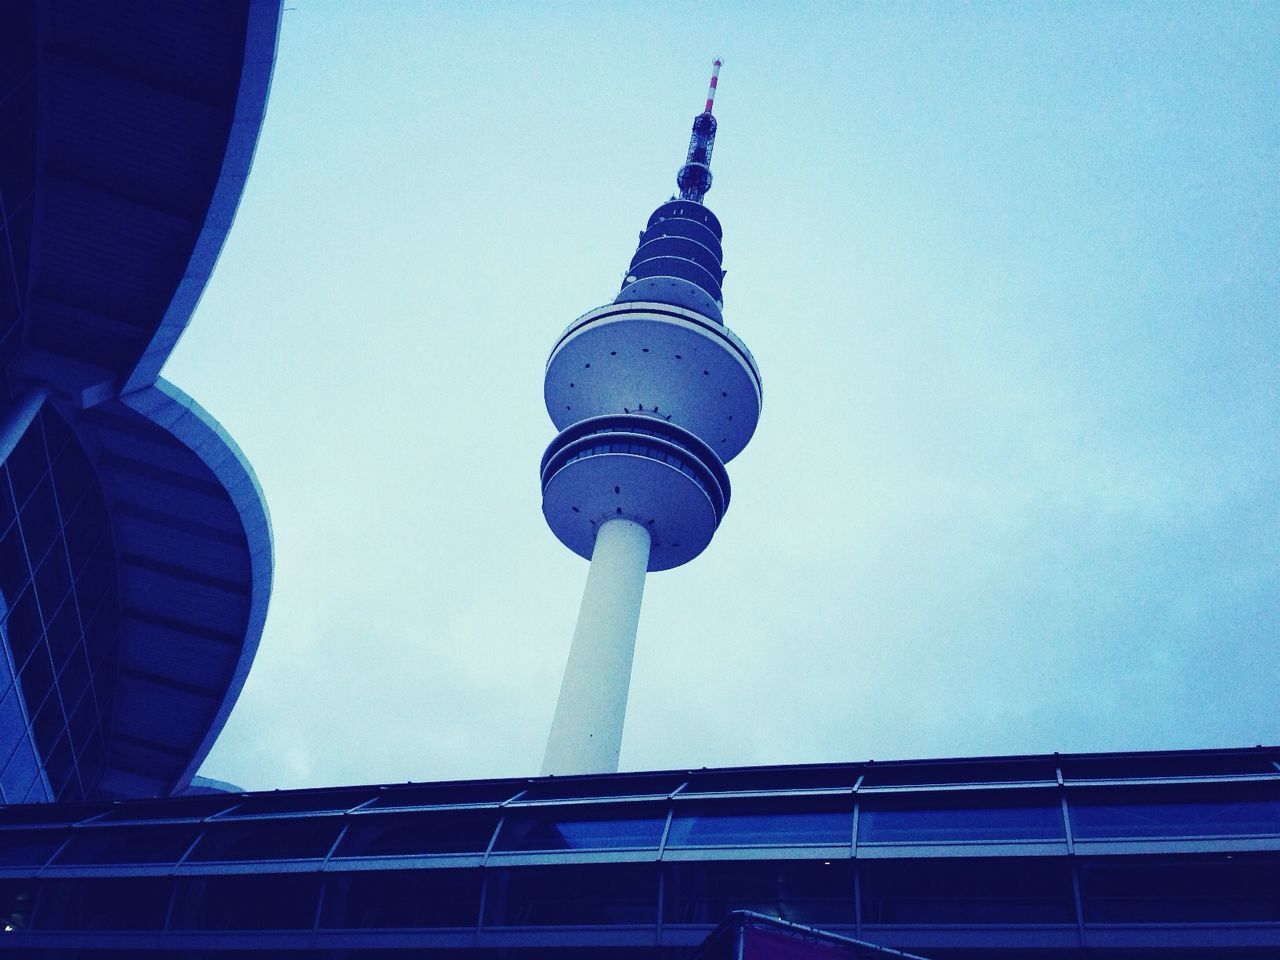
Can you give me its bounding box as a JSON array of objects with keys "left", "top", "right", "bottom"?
[{"left": 541, "top": 518, "right": 651, "bottom": 775}]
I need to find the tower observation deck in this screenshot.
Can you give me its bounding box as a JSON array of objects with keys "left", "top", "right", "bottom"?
[{"left": 540, "top": 62, "right": 762, "bottom": 775}]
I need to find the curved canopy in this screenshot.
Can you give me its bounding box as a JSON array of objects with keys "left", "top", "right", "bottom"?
[{"left": 0, "top": 0, "right": 281, "bottom": 797}]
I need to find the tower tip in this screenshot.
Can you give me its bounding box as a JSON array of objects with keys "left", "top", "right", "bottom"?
[{"left": 704, "top": 59, "right": 722, "bottom": 115}]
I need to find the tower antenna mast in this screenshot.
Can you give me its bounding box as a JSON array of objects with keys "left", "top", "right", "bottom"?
[{"left": 677, "top": 58, "right": 722, "bottom": 204}]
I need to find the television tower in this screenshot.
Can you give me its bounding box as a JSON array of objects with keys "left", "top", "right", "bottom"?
[{"left": 540, "top": 61, "right": 762, "bottom": 775}]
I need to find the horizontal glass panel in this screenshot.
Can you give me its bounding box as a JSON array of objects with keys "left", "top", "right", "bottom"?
[
  {"left": 0, "top": 829, "right": 68, "bottom": 867},
  {"left": 495, "top": 805, "right": 665, "bottom": 851},
  {"left": 33, "top": 877, "right": 171, "bottom": 931},
  {"left": 1069, "top": 787, "right": 1280, "bottom": 839},
  {"left": 186, "top": 818, "right": 341, "bottom": 862},
  {"left": 333, "top": 811, "right": 498, "bottom": 858},
  {"left": 0, "top": 803, "right": 110, "bottom": 827},
  {"left": 1079, "top": 855, "right": 1280, "bottom": 922},
  {"left": 320, "top": 869, "right": 482, "bottom": 928},
  {"left": 664, "top": 860, "right": 854, "bottom": 926},
  {"left": 860, "top": 760, "right": 1057, "bottom": 788},
  {"left": 0, "top": 879, "right": 34, "bottom": 931},
  {"left": 484, "top": 864, "right": 658, "bottom": 926},
  {"left": 518, "top": 774, "right": 682, "bottom": 802},
  {"left": 217, "top": 788, "right": 376, "bottom": 818},
  {"left": 1061, "top": 754, "right": 1276, "bottom": 782},
  {"left": 97, "top": 795, "right": 237, "bottom": 823},
  {"left": 861, "top": 858, "right": 1076, "bottom": 924},
  {"left": 54, "top": 824, "right": 198, "bottom": 865},
  {"left": 366, "top": 781, "right": 524, "bottom": 809},
  {"left": 859, "top": 792, "right": 1065, "bottom": 843},
  {"left": 682, "top": 768, "right": 859, "bottom": 795},
  {"left": 170, "top": 874, "right": 320, "bottom": 930},
  {"left": 667, "top": 800, "right": 851, "bottom": 847}
]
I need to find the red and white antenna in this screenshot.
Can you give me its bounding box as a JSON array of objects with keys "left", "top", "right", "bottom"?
[{"left": 704, "top": 58, "right": 723, "bottom": 115}]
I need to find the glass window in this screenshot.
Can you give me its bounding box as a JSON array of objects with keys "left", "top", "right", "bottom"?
[
  {"left": 682, "top": 768, "right": 860, "bottom": 795},
  {"left": 861, "top": 858, "right": 1076, "bottom": 925},
  {"left": 320, "top": 869, "right": 482, "bottom": 928},
  {"left": 1061, "top": 754, "right": 1277, "bottom": 782},
  {"left": 170, "top": 874, "right": 320, "bottom": 930},
  {"left": 97, "top": 795, "right": 237, "bottom": 823},
  {"left": 0, "top": 800, "right": 108, "bottom": 827},
  {"left": 664, "top": 860, "right": 854, "bottom": 926},
  {"left": 186, "top": 818, "right": 341, "bottom": 862},
  {"left": 860, "top": 760, "right": 1056, "bottom": 788},
  {"left": 0, "top": 879, "right": 34, "bottom": 931},
  {"left": 484, "top": 864, "right": 657, "bottom": 926},
  {"left": 53, "top": 824, "right": 198, "bottom": 865},
  {"left": 858, "top": 792, "right": 1065, "bottom": 843},
  {"left": 333, "top": 811, "right": 498, "bottom": 858},
  {"left": 33, "top": 877, "right": 171, "bottom": 931},
  {"left": 5, "top": 588, "right": 41, "bottom": 673},
  {"left": 366, "top": 780, "right": 523, "bottom": 809},
  {"left": 667, "top": 799, "right": 852, "bottom": 847},
  {"left": 1069, "top": 785, "right": 1280, "bottom": 839},
  {"left": 0, "top": 829, "right": 67, "bottom": 866},
  {"left": 495, "top": 804, "right": 665, "bottom": 851},
  {"left": 1079, "top": 855, "right": 1280, "bottom": 922},
  {"left": 218, "top": 788, "right": 375, "bottom": 818},
  {"left": 519, "top": 774, "right": 682, "bottom": 802},
  {"left": 19, "top": 479, "right": 61, "bottom": 567}
]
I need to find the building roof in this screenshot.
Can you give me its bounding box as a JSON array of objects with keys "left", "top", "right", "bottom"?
[{"left": 0, "top": 745, "right": 1274, "bottom": 955}]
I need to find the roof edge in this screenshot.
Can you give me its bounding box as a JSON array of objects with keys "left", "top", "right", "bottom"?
[
  {"left": 118, "top": 378, "right": 274, "bottom": 793},
  {"left": 120, "top": 0, "right": 284, "bottom": 395}
]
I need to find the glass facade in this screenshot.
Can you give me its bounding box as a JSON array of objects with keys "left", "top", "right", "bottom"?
[
  {"left": 0, "top": 405, "right": 118, "bottom": 804},
  {"left": 0, "top": 748, "right": 1271, "bottom": 956}
]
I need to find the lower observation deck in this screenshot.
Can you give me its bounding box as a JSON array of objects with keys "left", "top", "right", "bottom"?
[
  {"left": 0, "top": 746, "right": 1275, "bottom": 957},
  {"left": 541, "top": 415, "right": 729, "bottom": 570}
]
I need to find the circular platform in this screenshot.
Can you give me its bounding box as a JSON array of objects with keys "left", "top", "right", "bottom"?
[
  {"left": 541, "top": 415, "right": 729, "bottom": 572},
  {"left": 545, "top": 302, "right": 762, "bottom": 464}
]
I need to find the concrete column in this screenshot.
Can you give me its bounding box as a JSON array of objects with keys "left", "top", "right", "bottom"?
[{"left": 541, "top": 518, "right": 651, "bottom": 776}]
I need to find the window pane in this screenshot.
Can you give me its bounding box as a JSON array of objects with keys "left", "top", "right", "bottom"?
[
  {"left": 484, "top": 864, "right": 657, "bottom": 926},
  {"left": 667, "top": 800, "right": 851, "bottom": 847},
  {"left": 683, "top": 768, "right": 859, "bottom": 795},
  {"left": 34, "top": 877, "right": 171, "bottom": 931},
  {"left": 186, "top": 818, "right": 341, "bottom": 862},
  {"left": 664, "top": 860, "right": 853, "bottom": 926},
  {"left": 320, "top": 869, "right": 482, "bottom": 928},
  {"left": 519, "top": 774, "right": 682, "bottom": 802},
  {"left": 366, "top": 781, "right": 523, "bottom": 809},
  {"left": 53, "top": 824, "right": 198, "bottom": 865},
  {"left": 334, "top": 811, "right": 498, "bottom": 858},
  {"left": 495, "top": 805, "right": 665, "bottom": 851},
  {"left": 219, "top": 788, "right": 374, "bottom": 818},
  {"left": 0, "top": 879, "right": 34, "bottom": 931},
  {"left": 0, "top": 829, "right": 67, "bottom": 866},
  {"left": 1079, "top": 855, "right": 1280, "bottom": 922},
  {"left": 170, "top": 875, "right": 320, "bottom": 930},
  {"left": 861, "top": 858, "right": 1076, "bottom": 925},
  {"left": 97, "top": 795, "right": 237, "bottom": 823},
  {"left": 858, "top": 793, "right": 1065, "bottom": 843},
  {"left": 1070, "top": 787, "right": 1280, "bottom": 839},
  {"left": 1061, "top": 754, "right": 1277, "bottom": 781},
  {"left": 860, "top": 760, "right": 1056, "bottom": 788}
]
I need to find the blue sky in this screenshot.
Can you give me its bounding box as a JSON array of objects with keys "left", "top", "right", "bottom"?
[{"left": 166, "top": 2, "right": 1277, "bottom": 790}]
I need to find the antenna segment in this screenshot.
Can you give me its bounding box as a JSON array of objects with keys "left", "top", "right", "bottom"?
[
  {"left": 705, "top": 57, "right": 722, "bottom": 114},
  {"left": 677, "top": 58, "right": 722, "bottom": 203}
]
